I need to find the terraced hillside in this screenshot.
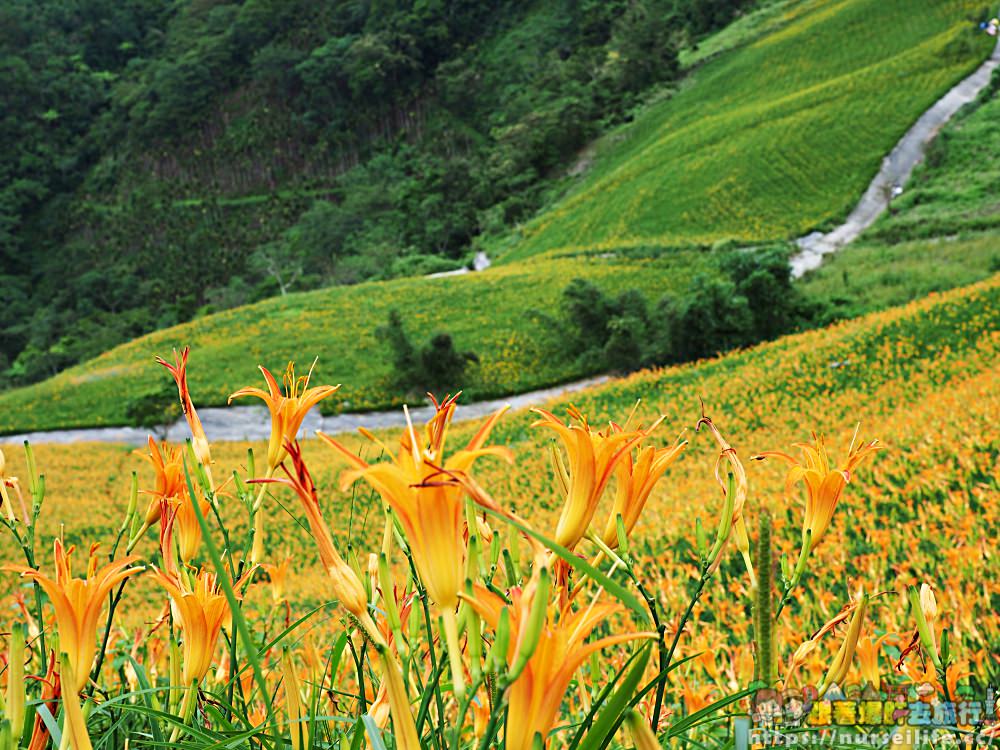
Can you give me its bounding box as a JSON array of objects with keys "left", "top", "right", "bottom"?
[{"left": 496, "top": 0, "right": 992, "bottom": 261}]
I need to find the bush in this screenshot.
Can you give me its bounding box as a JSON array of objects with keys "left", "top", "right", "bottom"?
[
  {"left": 379, "top": 310, "right": 478, "bottom": 397},
  {"left": 388, "top": 254, "right": 463, "bottom": 278},
  {"left": 124, "top": 382, "right": 181, "bottom": 438},
  {"left": 553, "top": 247, "right": 813, "bottom": 373},
  {"left": 672, "top": 276, "right": 753, "bottom": 361}
]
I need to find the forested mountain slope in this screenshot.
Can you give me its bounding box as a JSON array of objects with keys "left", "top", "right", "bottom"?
[{"left": 1, "top": 0, "right": 748, "bottom": 386}]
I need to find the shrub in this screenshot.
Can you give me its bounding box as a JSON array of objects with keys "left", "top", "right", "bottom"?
[
  {"left": 554, "top": 247, "right": 812, "bottom": 372},
  {"left": 378, "top": 309, "right": 478, "bottom": 397},
  {"left": 124, "top": 382, "right": 181, "bottom": 438},
  {"left": 672, "top": 276, "right": 753, "bottom": 361}
]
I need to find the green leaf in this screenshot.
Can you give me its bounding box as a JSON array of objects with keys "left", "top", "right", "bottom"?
[
  {"left": 184, "top": 457, "right": 278, "bottom": 748},
  {"left": 666, "top": 686, "right": 756, "bottom": 739},
  {"left": 362, "top": 714, "right": 389, "bottom": 750},
  {"left": 126, "top": 656, "right": 164, "bottom": 745},
  {"left": 578, "top": 643, "right": 652, "bottom": 750},
  {"left": 567, "top": 648, "right": 642, "bottom": 750},
  {"left": 34, "top": 704, "right": 61, "bottom": 748},
  {"left": 481, "top": 507, "right": 648, "bottom": 620}
]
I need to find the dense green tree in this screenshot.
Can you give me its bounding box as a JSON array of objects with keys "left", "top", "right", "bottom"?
[
  {"left": 727, "top": 246, "right": 811, "bottom": 341},
  {"left": 552, "top": 247, "right": 810, "bottom": 373},
  {"left": 672, "top": 277, "right": 754, "bottom": 361}
]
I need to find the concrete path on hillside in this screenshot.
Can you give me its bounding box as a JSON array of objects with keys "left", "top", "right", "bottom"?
[
  {"left": 0, "top": 375, "right": 608, "bottom": 447},
  {"left": 790, "top": 38, "right": 1000, "bottom": 277}
]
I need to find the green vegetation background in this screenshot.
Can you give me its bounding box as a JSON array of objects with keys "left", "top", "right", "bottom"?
[
  {"left": 1, "top": 0, "right": 997, "bottom": 434},
  {"left": 0, "top": 0, "right": 739, "bottom": 386}
]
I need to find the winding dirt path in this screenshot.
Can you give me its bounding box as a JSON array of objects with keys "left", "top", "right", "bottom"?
[{"left": 790, "top": 39, "right": 1000, "bottom": 277}]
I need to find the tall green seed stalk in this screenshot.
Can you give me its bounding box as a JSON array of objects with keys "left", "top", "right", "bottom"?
[{"left": 753, "top": 510, "right": 775, "bottom": 686}]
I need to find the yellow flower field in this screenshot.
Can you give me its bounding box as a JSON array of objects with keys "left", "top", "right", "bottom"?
[{"left": 0, "top": 275, "right": 995, "bottom": 748}]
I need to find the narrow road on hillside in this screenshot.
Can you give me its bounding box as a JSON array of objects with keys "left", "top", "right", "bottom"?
[
  {"left": 0, "top": 375, "right": 608, "bottom": 446},
  {"left": 791, "top": 38, "right": 1000, "bottom": 277}
]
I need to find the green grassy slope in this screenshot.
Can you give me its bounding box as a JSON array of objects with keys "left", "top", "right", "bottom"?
[
  {"left": 864, "top": 74, "right": 1000, "bottom": 243},
  {"left": 0, "top": 252, "right": 716, "bottom": 433},
  {"left": 495, "top": 0, "right": 991, "bottom": 261},
  {"left": 798, "top": 233, "right": 1000, "bottom": 317},
  {"left": 798, "top": 65, "right": 1000, "bottom": 317},
  {"left": 1, "top": 0, "right": 995, "bottom": 435}
]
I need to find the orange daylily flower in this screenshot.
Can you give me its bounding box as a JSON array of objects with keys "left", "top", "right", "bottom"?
[
  {"left": 855, "top": 632, "right": 895, "bottom": 690},
  {"left": 320, "top": 394, "right": 510, "bottom": 697},
  {"left": 156, "top": 347, "right": 214, "bottom": 488},
  {"left": 600, "top": 428, "right": 685, "bottom": 549},
  {"left": 532, "top": 406, "right": 647, "bottom": 550},
  {"left": 151, "top": 566, "right": 252, "bottom": 686},
  {"left": 261, "top": 555, "right": 293, "bottom": 605},
  {"left": 4, "top": 540, "right": 142, "bottom": 692},
  {"left": 320, "top": 395, "right": 510, "bottom": 613},
  {"left": 135, "top": 437, "right": 186, "bottom": 529},
  {"left": 463, "top": 574, "right": 655, "bottom": 750},
  {"left": 160, "top": 494, "right": 212, "bottom": 573},
  {"left": 754, "top": 428, "right": 881, "bottom": 551},
  {"left": 680, "top": 679, "right": 721, "bottom": 715},
  {"left": 229, "top": 361, "right": 340, "bottom": 472},
  {"left": 900, "top": 655, "right": 969, "bottom": 699}
]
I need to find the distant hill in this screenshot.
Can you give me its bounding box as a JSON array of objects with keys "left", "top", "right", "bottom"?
[
  {"left": 0, "top": 0, "right": 750, "bottom": 387},
  {"left": 496, "top": 0, "right": 991, "bottom": 261},
  {"left": 0, "top": 0, "right": 995, "bottom": 435}
]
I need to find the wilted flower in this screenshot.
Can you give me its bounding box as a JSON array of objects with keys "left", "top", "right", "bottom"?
[
  {"left": 25, "top": 651, "right": 60, "bottom": 750},
  {"left": 254, "top": 442, "right": 369, "bottom": 625},
  {"left": 0, "top": 448, "right": 28, "bottom": 525},
  {"left": 818, "top": 591, "right": 869, "bottom": 694},
  {"left": 255, "top": 442, "right": 422, "bottom": 748},
  {"left": 0, "top": 447, "right": 15, "bottom": 523},
  {"left": 697, "top": 413, "right": 751, "bottom": 579}
]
